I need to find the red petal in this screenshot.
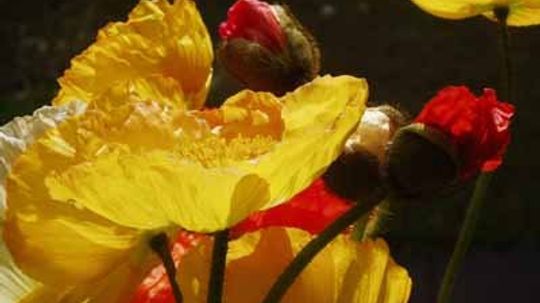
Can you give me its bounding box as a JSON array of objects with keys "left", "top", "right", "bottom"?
[
  {"left": 231, "top": 178, "right": 353, "bottom": 238},
  {"left": 415, "top": 86, "right": 515, "bottom": 178},
  {"left": 130, "top": 232, "right": 201, "bottom": 303},
  {"left": 219, "top": 0, "right": 286, "bottom": 51}
]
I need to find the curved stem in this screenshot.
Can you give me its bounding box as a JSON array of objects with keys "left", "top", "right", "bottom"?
[
  {"left": 437, "top": 172, "right": 493, "bottom": 303},
  {"left": 207, "top": 229, "right": 230, "bottom": 303},
  {"left": 149, "top": 233, "right": 183, "bottom": 303},
  {"left": 262, "top": 189, "right": 385, "bottom": 303}
]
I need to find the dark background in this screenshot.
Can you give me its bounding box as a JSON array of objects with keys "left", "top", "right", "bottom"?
[{"left": 1, "top": 0, "right": 539, "bottom": 302}]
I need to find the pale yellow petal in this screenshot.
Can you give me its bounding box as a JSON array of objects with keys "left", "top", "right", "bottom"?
[
  {"left": 46, "top": 149, "right": 270, "bottom": 232},
  {"left": 0, "top": 101, "right": 86, "bottom": 219},
  {"left": 412, "top": 0, "right": 540, "bottom": 26},
  {"left": 483, "top": 1, "right": 540, "bottom": 25},
  {"left": 411, "top": 0, "right": 496, "bottom": 19},
  {"left": 13, "top": 75, "right": 366, "bottom": 233},
  {"left": 4, "top": 201, "right": 143, "bottom": 286},
  {"left": 4, "top": 204, "right": 154, "bottom": 303},
  {"left": 376, "top": 259, "right": 413, "bottom": 303},
  {"left": 245, "top": 75, "right": 368, "bottom": 209},
  {"left": 0, "top": 102, "right": 88, "bottom": 302},
  {"left": 4, "top": 137, "right": 149, "bottom": 286},
  {"left": 53, "top": 0, "right": 213, "bottom": 109},
  {"left": 0, "top": 241, "right": 39, "bottom": 303},
  {"left": 7, "top": 76, "right": 366, "bottom": 296},
  {"left": 18, "top": 258, "right": 155, "bottom": 303}
]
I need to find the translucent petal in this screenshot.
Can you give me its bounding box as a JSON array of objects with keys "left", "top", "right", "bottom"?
[
  {"left": 6, "top": 75, "right": 367, "bottom": 287},
  {"left": 0, "top": 243, "right": 38, "bottom": 303},
  {"left": 0, "top": 102, "right": 86, "bottom": 302},
  {"left": 245, "top": 75, "right": 368, "bottom": 209},
  {"left": 178, "top": 228, "right": 411, "bottom": 303}
]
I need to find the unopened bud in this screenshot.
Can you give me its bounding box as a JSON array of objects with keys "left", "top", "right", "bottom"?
[
  {"left": 219, "top": 0, "right": 320, "bottom": 95},
  {"left": 386, "top": 123, "right": 459, "bottom": 198},
  {"left": 324, "top": 105, "right": 406, "bottom": 202}
]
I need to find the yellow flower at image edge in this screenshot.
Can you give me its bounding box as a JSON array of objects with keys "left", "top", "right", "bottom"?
[
  {"left": 411, "top": 0, "right": 540, "bottom": 26},
  {"left": 4, "top": 75, "right": 368, "bottom": 300},
  {"left": 179, "top": 228, "right": 411, "bottom": 303},
  {"left": 53, "top": 0, "right": 213, "bottom": 110}
]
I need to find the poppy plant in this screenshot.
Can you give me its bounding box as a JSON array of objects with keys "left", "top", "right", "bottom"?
[{"left": 1, "top": 1, "right": 369, "bottom": 302}]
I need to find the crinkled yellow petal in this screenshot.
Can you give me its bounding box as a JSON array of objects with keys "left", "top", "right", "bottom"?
[
  {"left": 4, "top": 120, "right": 152, "bottom": 287},
  {"left": 53, "top": 0, "right": 213, "bottom": 109},
  {"left": 178, "top": 228, "right": 411, "bottom": 303},
  {"left": 0, "top": 102, "right": 91, "bottom": 303},
  {"left": 6, "top": 75, "right": 366, "bottom": 286},
  {"left": 9, "top": 75, "right": 366, "bottom": 235}
]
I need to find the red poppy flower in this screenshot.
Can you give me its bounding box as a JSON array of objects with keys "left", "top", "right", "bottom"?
[
  {"left": 219, "top": 0, "right": 286, "bottom": 52},
  {"left": 415, "top": 86, "right": 515, "bottom": 179}
]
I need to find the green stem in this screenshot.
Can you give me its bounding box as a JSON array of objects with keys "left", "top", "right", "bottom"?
[
  {"left": 437, "top": 172, "right": 493, "bottom": 303},
  {"left": 351, "top": 212, "right": 370, "bottom": 241},
  {"left": 149, "top": 233, "right": 183, "bottom": 303},
  {"left": 262, "top": 189, "right": 385, "bottom": 303},
  {"left": 207, "top": 229, "right": 230, "bottom": 303},
  {"left": 494, "top": 6, "right": 512, "bottom": 102}
]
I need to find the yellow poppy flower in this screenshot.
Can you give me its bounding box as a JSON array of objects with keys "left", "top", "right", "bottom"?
[
  {"left": 411, "top": 0, "right": 540, "bottom": 26},
  {"left": 178, "top": 227, "right": 411, "bottom": 303},
  {"left": 4, "top": 74, "right": 367, "bottom": 299},
  {"left": 3, "top": 0, "right": 368, "bottom": 301},
  {"left": 52, "top": 0, "right": 213, "bottom": 109}
]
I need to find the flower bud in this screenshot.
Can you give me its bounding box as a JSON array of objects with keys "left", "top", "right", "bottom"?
[
  {"left": 219, "top": 0, "right": 286, "bottom": 52},
  {"left": 386, "top": 123, "right": 459, "bottom": 197},
  {"left": 219, "top": 0, "right": 320, "bottom": 95},
  {"left": 323, "top": 105, "right": 406, "bottom": 202},
  {"left": 386, "top": 86, "right": 515, "bottom": 197}
]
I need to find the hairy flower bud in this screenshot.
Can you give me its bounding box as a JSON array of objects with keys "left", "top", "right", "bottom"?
[
  {"left": 219, "top": 0, "right": 286, "bottom": 52},
  {"left": 219, "top": 0, "right": 320, "bottom": 95},
  {"left": 386, "top": 123, "right": 459, "bottom": 197},
  {"left": 324, "top": 105, "right": 406, "bottom": 202}
]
